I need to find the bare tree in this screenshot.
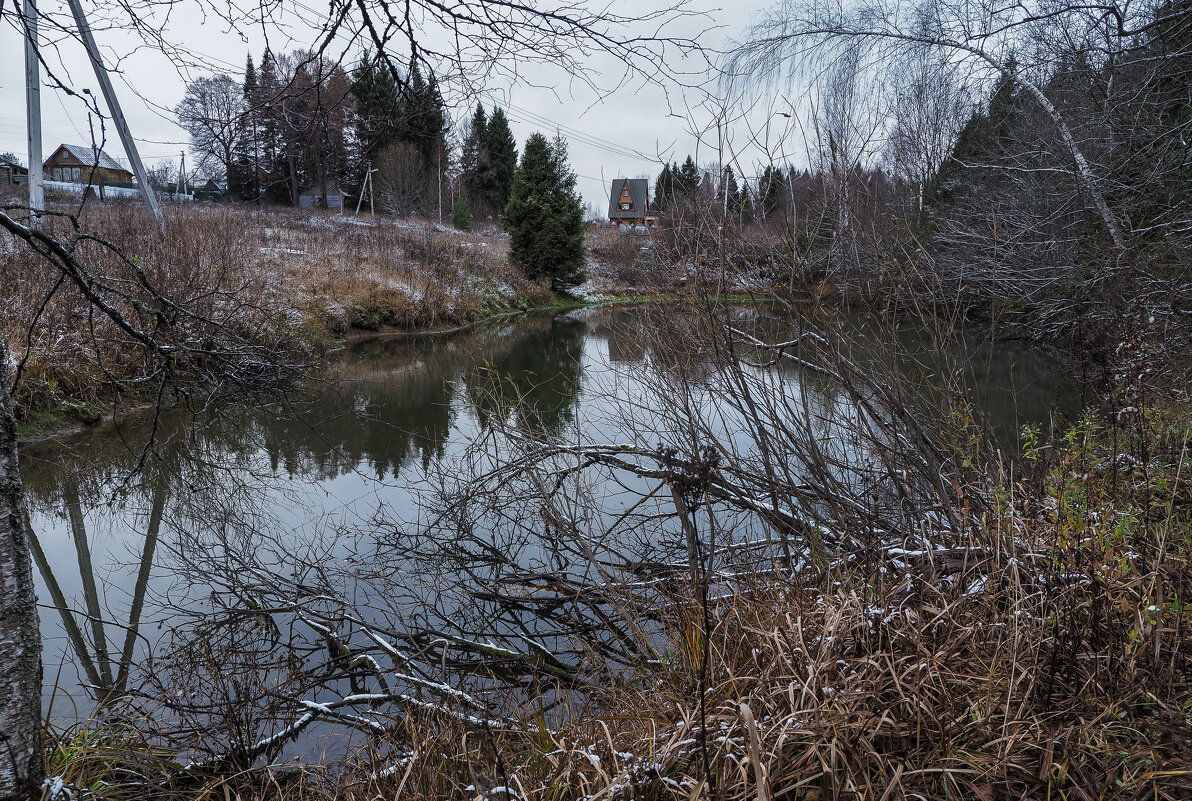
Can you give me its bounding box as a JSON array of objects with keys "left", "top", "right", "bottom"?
[
  {"left": 812, "top": 46, "right": 884, "bottom": 240},
  {"left": 884, "top": 46, "right": 972, "bottom": 210},
  {"left": 377, "top": 142, "right": 429, "bottom": 216},
  {"left": 175, "top": 75, "right": 250, "bottom": 188},
  {"left": 0, "top": 207, "right": 305, "bottom": 799},
  {"left": 727, "top": 0, "right": 1129, "bottom": 248}
]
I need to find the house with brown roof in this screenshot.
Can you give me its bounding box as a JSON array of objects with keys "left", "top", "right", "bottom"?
[
  {"left": 43, "top": 143, "right": 135, "bottom": 186},
  {"left": 607, "top": 178, "right": 656, "bottom": 230}
]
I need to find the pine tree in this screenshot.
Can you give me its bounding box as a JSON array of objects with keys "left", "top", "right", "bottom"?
[
  {"left": 486, "top": 107, "right": 518, "bottom": 216},
  {"left": 502, "top": 132, "right": 586, "bottom": 292}
]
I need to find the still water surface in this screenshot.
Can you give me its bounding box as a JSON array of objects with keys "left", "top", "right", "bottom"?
[{"left": 20, "top": 305, "right": 1077, "bottom": 719}]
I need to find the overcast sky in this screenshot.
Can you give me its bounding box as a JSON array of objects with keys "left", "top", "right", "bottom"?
[{"left": 0, "top": 0, "right": 807, "bottom": 213}]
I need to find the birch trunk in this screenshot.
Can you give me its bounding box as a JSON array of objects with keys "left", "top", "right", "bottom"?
[{"left": 0, "top": 339, "right": 43, "bottom": 800}]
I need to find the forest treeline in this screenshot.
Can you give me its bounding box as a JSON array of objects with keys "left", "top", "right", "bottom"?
[
  {"left": 652, "top": 0, "right": 1189, "bottom": 347},
  {"left": 174, "top": 51, "right": 519, "bottom": 222}
]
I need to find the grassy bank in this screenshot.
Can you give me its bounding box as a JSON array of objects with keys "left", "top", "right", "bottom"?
[{"left": 2, "top": 203, "right": 553, "bottom": 433}]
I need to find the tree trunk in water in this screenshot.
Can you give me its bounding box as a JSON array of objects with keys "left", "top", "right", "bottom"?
[{"left": 0, "top": 340, "right": 43, "bottom": 800}]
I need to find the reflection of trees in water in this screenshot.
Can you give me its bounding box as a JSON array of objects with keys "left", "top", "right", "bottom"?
[
  {"left": 465, "top": 315, "right": 586, "bottom": 440},
  {"left": 16, "top": 305, "right": 1079, "bottom": 765},
  {"left": 19, "top": 313, "right": 590, "bottom": 711}
]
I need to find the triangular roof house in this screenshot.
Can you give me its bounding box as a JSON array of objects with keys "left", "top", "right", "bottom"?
[{"left": 608, "top": 178, "right": 650, "bottom": 224}]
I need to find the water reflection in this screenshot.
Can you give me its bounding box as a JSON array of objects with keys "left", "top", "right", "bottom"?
[{"left": 20, "top": 305, "right": 1076, "bottom": 720}]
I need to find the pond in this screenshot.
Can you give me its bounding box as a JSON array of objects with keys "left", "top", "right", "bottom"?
[{"left": 20, "top": 304, "right": 1078, "bottom": 755}]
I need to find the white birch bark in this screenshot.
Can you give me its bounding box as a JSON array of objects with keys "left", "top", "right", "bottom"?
[{"left": 0, "top": 339, "right": 43, "bottom": 800}]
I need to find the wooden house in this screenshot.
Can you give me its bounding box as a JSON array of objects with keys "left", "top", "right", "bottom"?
[
  {"left": 43, "top": 143, "right": 135, "bottom": 186},
  {"left": 1, "top": 155, "right": 29, "bottom": 187},
  {"left": 607, "top": 178, "right": 655, "bottom": 230}
]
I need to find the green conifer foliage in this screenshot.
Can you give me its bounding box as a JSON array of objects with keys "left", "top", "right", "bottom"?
[
  {"left": 502, "top": 132, "right": 586, "bottom": 292},
  {"left": 677, "top": 156, "right": 700, "bottom": 197},
  {"left": 487, "top": 108, "right": 519, "bottom": 214},
  {"left": 452, "top": 196, "right": 471, "bottom": 231},
  {"left": 654, "top": 163, "right": 675, "bottom": 210},
  {"left": 352, "top": 53, "right": 405, "bottom": 162},
  {"left": 461, "top": 104, "right": 489, "bottom": 213}
]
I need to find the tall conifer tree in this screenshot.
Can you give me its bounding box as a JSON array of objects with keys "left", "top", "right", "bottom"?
[
  {"left": 502, "top": 132, "right": 586, "bottom": 291},
  {"left": 486, "top": 107, "right": 518, "bottom": 215}
]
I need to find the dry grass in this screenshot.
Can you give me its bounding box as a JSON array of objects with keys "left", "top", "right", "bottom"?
[
  {"left": 2, "top": 202, "right": 550, "bottom": 418},
  {"left": 33, "top": 417, "right": 1192, "bottom": 800},
  {"left": 59, "top": 402, "right": 1167, "bottom": 801},
  {"left": 317, "top": 403, "right": 1190, "bottom": 801}
]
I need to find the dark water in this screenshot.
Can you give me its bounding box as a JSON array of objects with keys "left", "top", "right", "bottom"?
[{"left": 20, "top": 305, "right": 1077, "bottom": 725}]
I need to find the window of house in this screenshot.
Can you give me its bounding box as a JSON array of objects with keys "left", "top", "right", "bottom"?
[
  {"left": 53, "top": 168, "right": 62, "bottom": 180},
  {"left": 72, "top": 167, "right": 81, "bottom": 181},
  {"left": 620, "top": 202, "right": 631, "bottom": 211}
]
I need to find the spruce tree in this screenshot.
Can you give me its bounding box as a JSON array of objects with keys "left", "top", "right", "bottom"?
[
  {"left": 677, "top": 156, "right": 700, "bottom": 198},
  {"left": 452, "top": 196, "right": 471, "bottom": 231},
  {"left": 760, "top": 165, "right": 786, "bottom": 219},
  {"left": 400, "top": 64, "right": 448, "bottom": 166},
  {"left": 352, "top": 53, "right": 404, "bottom": 163},
  {"left": 502, "top": 132, "right": 586, "bottom": 292},
  {"left": 654, "top": 163, "right": 674, "bottom": 211},
  {"left": 735, "top": 184, "right": 755, "bottom": 224},
  {"left": 255, "top": 50, "right": 286, "bottom": 202},
  {"left": 486, "top": 107, "right": 518, "bottom": 215},
  {"left": 244, "top": 53, "right": 257, "bottom": 97},
  {"left": 460, "top": 104, "right": 489, "bottom": 214}
]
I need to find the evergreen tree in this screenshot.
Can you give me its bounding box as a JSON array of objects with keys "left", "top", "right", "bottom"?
[
  {"left": 676, "top": 156, "right": 700, "bottom": 198},
  {"left": 254, "top": 49, "right": 286, "bottom": 202},
  {"left": 654, "top": 163, "right": 675, "bottom": 210},
  {"left": 720, "top": 165, "right": 740, "bottom": 214},
  {"left": 486, "top": 107, "right": 518, "bottom": 215},
  {"left": 352, "top": 53, "right": 404, "bottom": 164},
  {"left": 760, "top": 165, "right": 786, "bottom": 219},
  {"left": 460, "top": 103, "right": 489, "bottom": 212},
  {"left": 241, "top": 52, "right": 260, "bottom": 200},
  {"left": 451, "top": 196, "right": 471, "bottom": 230},
  {"left": 735, "top": 184, "right": 755, "bottom": 224},
  {"left": 244, "top": 53, "right": 257, "bottom": 97},
  {"left": 400, "top": 64, "right": 448, "bottom": 166},
  {"left": 502, "top": 132, "right": 586, "bottom": 291}
]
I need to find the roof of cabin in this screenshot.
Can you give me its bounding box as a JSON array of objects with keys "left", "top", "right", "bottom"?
[
  {"left": 50, "top": 144, "right": 128, "bottom": 172},
  {"left": 608, "top": 178, "right": 649, "bottom": 220}
]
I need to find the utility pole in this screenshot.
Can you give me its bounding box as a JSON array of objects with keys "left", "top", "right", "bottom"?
[
  {"left": 368, "top": 167, "right": 375, "bottom": 216},
  {"left": 23, "top": 0, "right": 44, "bottom": 223},
  {"left": 65, "top": 0, "right": 163, "bottom": 228},
  {"left": 176, "top": 150, "right": 186, "bottom": 197},
  {"left": 355, "top": 161, "right": 369, "bottom": 215}
]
